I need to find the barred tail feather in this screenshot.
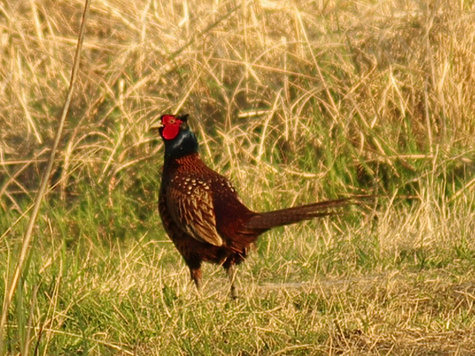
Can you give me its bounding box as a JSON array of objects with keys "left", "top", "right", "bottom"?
[{"left": 244, "top": 196, "right": 369, "bottom": 231}]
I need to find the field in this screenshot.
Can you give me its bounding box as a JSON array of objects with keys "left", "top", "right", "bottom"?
[{"left": 0, "top": 0, "right": 474, "bottom": 354}]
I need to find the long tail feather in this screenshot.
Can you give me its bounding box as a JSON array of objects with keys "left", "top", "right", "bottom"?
[{"left": 244, "top": 196, "right": 372, "bottom": 231}]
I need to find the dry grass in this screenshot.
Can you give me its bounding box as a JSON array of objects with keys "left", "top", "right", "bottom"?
[{"left": 0, "top": 0, "right": 474, "bottom": 354}]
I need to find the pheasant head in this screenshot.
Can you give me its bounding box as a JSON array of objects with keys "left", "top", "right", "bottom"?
[{"left": 159, "top": 114, "right": 198, "bottom": 160}]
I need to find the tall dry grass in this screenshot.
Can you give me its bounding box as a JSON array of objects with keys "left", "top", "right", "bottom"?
[{"left": 0, "top": 0, "right": 473, "bottom": 208}]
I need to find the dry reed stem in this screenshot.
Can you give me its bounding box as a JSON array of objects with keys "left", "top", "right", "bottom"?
[{"left": 0, "top": 0, "right": 91, "bottom": 351}]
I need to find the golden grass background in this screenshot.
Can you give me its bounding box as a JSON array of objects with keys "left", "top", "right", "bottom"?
[{"left": 0, "top": 0, "right": 474, "bottom": 354}]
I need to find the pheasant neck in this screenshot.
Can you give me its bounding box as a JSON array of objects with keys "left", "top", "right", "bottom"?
[{"left": 163, "top": 129, "right": 198, "bottom": 161}]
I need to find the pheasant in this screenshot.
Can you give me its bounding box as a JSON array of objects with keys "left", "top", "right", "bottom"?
[{"left": 156, "top": 114, "right": 365, "bottom": 298}]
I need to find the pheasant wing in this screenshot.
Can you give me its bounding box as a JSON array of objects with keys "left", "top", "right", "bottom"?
[{"left": 167, "top": 182, "right": 224, "bottom": 246}]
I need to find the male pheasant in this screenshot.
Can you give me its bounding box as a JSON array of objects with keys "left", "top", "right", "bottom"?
[{"left": 157, "top": 114, "right": 363, "bottom": 297}]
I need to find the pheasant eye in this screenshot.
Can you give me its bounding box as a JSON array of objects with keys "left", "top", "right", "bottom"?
[{"left": 161, "top": 115, "right": 180, "bottom": 126}]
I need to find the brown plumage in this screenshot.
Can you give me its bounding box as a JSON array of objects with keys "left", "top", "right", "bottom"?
[{"left": 156, "top": 114, "right": 365, "bottom": 297}]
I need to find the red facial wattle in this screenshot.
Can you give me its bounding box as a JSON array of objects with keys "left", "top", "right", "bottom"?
[{"left": 161, "top": 115, "right": 183, "bottom": 140}]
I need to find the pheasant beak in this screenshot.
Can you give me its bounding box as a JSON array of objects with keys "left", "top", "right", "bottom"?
[{"left": 149, "top": 120, "right": 163, "bottom": 131}]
